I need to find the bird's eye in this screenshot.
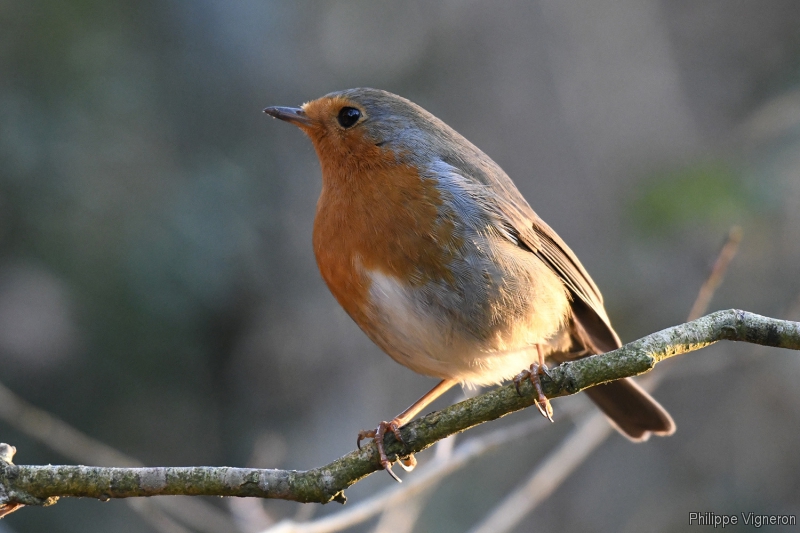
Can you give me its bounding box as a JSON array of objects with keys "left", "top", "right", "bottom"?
[{"left": 337, "top": 107, "right": 361, "bottom": 128}]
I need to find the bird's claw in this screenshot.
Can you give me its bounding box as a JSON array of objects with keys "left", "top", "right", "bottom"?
[
  {"left": 534, "top": 393, "right": 554, "bottom": 422},
  {"left": 356, "top": 429, "right": 375, "bottom": 450},
  {"left": 398, "top": 454, "right": 417, "bottom": 472},
  {"left": 529, "top": 362, "right": 554, "bottom": 422},
  {"left": 357, "top": 420, "right": 409, "bottom": 482},
  {"left": 514, "top": 363, "right": 555, "bottom": 422}
]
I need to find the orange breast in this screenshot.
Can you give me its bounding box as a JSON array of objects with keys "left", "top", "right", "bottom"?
[{"left": 312, "top": 148, "right": 462, "bottom": 329}]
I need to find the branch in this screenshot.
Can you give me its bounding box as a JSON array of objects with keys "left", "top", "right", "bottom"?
[
  {"left": 687, "top": 226, "right": 742, "bottom": 321},
  {"left": 0, "top": 310, "right": 798, "bottom": 513}
]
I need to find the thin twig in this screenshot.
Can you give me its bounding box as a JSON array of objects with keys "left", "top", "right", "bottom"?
[
  {"left": 687, "top": 226, "right": 742, "bottom": 321},
  {"left": 370, "top": 495, "right": 424, "bottom": 533},
  {"left": 127, "top": 499, "right": 195, "bottom": 533},
  {"left": 466, "top": 414, "right": 612, "bottom": 533},
  {"left": 0, "top": 383, "right": 140, "bottom": 468}
]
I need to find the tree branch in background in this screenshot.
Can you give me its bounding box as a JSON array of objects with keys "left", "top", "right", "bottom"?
[
  {"left": 687, "top": 226, "right": 742, "bottom": 321},
  {"left": 0, "top": 310, "right": 798, "bottom": 515}
]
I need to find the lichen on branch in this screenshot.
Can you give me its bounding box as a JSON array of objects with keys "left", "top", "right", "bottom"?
[{"left": 0, "top": 310, "right": 798, "bottom": 513}]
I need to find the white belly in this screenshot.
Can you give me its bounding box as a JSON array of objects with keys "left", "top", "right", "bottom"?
[{"left": 364, "top": 242, "right": 570, "bottom": 386}]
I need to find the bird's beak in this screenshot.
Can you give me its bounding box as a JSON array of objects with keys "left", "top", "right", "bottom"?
[{"left": 263, "top": 106, "right": 312, "bottom": 127}]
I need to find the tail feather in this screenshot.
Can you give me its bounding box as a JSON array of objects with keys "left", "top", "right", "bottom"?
[
  {"left": 568, "top": 297, "right": 676, "bottom": 441},
  {"left": 584, "top": 379, "right": 675, "bottom": 441}
]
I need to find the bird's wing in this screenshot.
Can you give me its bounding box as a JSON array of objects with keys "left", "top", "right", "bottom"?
[
  {"left": 434, "top": 153, "right": 621, "bottom": 352},
  {"left": 491, "top": 192, "right": 622, "bottom": 353}
]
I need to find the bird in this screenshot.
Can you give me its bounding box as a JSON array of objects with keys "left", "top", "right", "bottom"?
[{"left": 264, "top": 88, "right": 675, "bottom": 480}]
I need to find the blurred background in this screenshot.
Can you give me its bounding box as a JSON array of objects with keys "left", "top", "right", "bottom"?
[{"left": 1, "top": 1, "right": 800, "bottom": 532}]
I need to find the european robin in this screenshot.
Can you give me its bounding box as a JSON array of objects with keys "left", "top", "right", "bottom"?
[{"left": 264, "top": 88, "right": 675, "bottom": 480}]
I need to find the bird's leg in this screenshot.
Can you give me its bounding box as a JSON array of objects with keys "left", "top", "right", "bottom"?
[
  {"left": 531, "top": 344, "right": 555, "bottom": 421},
  {"left": 357, "top": 378, "right": 456, "bottom": 482},
  {"left": 513, "top": 344, "right": 554, "bottom": 422}
]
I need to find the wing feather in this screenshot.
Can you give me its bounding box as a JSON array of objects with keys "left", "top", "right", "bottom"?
[{"left": 432, "top": 156, "right": 620, "bottom": 351}]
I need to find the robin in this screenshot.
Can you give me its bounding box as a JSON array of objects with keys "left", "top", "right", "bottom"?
[{"left": 264, "top": 88, "right": 675, "bottom": 480}]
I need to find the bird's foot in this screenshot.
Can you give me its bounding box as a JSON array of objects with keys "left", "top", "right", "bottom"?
[
  {"left": 356, "top": 420, "right": 414, "bottom": 482},
  {"left": 513, "top": 363, "right": 554, "bottom": 422}
]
